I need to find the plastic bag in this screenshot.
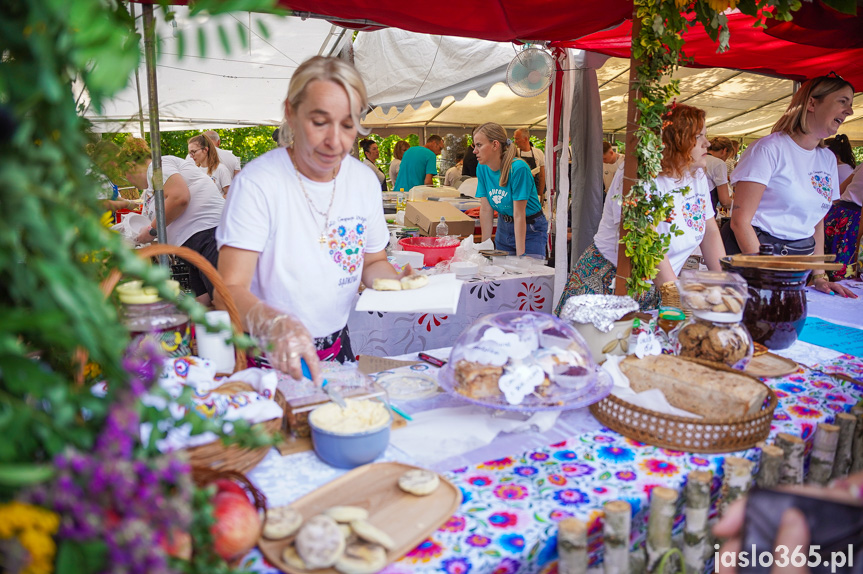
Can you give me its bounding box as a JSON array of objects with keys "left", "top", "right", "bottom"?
[{"left": 453, "top": 235, "right": 493, "bottom": 266}]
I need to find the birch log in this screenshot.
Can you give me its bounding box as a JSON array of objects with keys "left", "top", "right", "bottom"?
[
  {"left": 603, "top": 500, "right": 631, "bottom": 574},
  {"left": 756, "top": 444, "right": 784, "bottom": 488},
  {"left": 775, "top": 433, "right": 805, "bottom": 485},
  {"left": 720, "top": 457, "right": 753, "bottom": 516},
  {"left": 646, "top": 487, "right": 678, "bottom": 573},
  {"left": 808, "top": 423, "right": 839, "bottom": 485},
  {"left": 832, "top": 413, "right": 857, "bottom": 480},
  {"left": 558, "top": 517, "right": 588, "bottom": 574},
  {"left": 683, "top": 470, "right": 711, "bottom": 574},
  {"left": 852, "top": 412, "right": 863, "bottom": 473},
  {"left": 630, "top": 545, "right": 647, "bottom": 574}
]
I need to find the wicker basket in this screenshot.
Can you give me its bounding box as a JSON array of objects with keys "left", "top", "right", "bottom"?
[
  {"left": 589, "top": 358, "right": 777, "bottom": 453},
  {"left": 659, "top": 281, "right": 691, "bottom": 318},
  {"left": 102, "top": 244, "right": 283, "bottom": 474}
]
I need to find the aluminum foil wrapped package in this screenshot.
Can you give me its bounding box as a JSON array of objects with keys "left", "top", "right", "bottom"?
[{"left": 559, "top": 294, "right": 639, "bottom": 333}]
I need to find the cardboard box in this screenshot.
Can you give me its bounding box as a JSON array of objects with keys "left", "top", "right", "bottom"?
[{"left": 404, "top": 201, "right": 476, "bottom": 237}]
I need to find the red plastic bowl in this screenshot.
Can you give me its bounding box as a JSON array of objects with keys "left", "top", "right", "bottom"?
[{"left": 398, "top": 237, "right": 458, "bottom": 266}]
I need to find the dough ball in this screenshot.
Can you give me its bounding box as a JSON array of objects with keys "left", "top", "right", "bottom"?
[
  {"left": 263, "top": 506, "right": 303, "bottom": 540},
  {"left": 398, "top": 469, "right": 440, "bottom": 496}
]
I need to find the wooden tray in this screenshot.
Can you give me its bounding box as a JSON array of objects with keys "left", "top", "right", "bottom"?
[
  {"left": 258, "top": 462, "right": 461, "bottom": 573},
  {"left": 745, "top": 352, "right": 800, "bottom": 379}
]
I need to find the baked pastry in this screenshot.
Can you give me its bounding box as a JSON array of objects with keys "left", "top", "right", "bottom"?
[
  {"left": 619, "top": 355, "right": 767, "bottom": 418},
  {"left": 453, "top": 360, "right": 503, "bottom": 399},
  {"left": 281, "top": 543, "right": 308, "bottom": 570},
  {"left": 263, "top": 506, "right": 303, "bottom": 540},
  {"left": 398, "top": 469, "right": 440, "bottom": 496},
  {"left": 400, "top": 274, "right": 429, "bottom": 290},
  {"left": 372, "top": 278, "right": 401, "bottom": 291},
  {"left": 335, "top": 542, "right": 387, "bottom": 574},
  {"left": 295, "top": 515, "right": 346, "bottom": 569},
  {"left": 325, "top": 506, "right": 369, "bottom": 523},
  {"left": 349, "top": 519, "right": 395, "bottom": 550}
]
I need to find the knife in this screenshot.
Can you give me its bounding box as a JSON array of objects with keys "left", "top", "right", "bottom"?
[{"left": 301, "top": 358, "right": 347, "bottom": 409}]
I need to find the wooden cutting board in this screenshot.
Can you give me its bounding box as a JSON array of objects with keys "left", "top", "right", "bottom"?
[
  {"left": 258, "top": 462, "right": 461, "bottom": 574},
  {"left": 745, "top": 352, "right": 800, "bottom": 379}
]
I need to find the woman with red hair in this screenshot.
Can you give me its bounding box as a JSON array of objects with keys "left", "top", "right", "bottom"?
[{"left": 556, "top": 103, "right": 726, "bottom": 312}]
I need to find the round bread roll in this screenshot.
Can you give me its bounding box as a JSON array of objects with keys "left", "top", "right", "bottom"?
[
  {"left": 335, "top": 542, "right": 387, "bottom": 574},
  {"left": 338, "top": 523, "right": 353, "bottom": 540},
  {"left": 349, "top": 519, "right": 395, "bottom": 550},
  {"left": 263, "top": 506, "right": 303, "bottom": 540},
  {"left": 281, "top": 544, "right": 308, "bottom": 570},
  {"left": 373, "top": 278, "right": 401, "bottom": 291},
  {"left": 295, "top": 515, "right": 346, "bottom": 569},
  {"left": 398, "top": 469, "right": 440, "bottom": 496},
  {"left": 326, "top": 505, "right": 369, "bottom": 523},
  {"left": 400, "top": 274, "right": 429, "bottom": 290}
]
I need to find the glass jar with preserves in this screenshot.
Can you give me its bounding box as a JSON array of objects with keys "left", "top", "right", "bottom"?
[{"left": 116, "top": 280, "right": 191, "bottom": 358}]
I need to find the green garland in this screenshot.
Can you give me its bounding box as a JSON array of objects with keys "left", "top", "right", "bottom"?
[{"left": 623, "top": 0, "right": 803, "bottom": 295}]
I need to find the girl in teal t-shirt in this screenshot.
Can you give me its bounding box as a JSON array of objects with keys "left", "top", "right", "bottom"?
[{"left": 474, "top": 123, "right": 547, "bottom": 257}]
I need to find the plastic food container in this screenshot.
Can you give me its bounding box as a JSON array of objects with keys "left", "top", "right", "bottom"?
[
  {"left": 450, "top": 261, "right": 479, "bottom": 279},
  {"left": 437, "top": 311, "right": 612, "bottom": 411},
  {"left": 309, "top": 398, "right": 392, "bottom": 468},
  {"left": 398, "top": 236, "right": 459, "bottom": 266},
  {"left": 390, "top": 250, "right": 425, "bottom": 269}
]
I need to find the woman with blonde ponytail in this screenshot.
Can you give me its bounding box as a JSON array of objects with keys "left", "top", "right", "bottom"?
[{"left": 473, "top": 122, "right": 547, "bottom": 258}]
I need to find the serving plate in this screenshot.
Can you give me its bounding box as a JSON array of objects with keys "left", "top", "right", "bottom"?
[{"left": 258, "top": 462, "right": 461, "bottom": 574}]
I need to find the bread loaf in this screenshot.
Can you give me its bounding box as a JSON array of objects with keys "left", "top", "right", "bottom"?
[{"left": 619, "top": 355, "right": 767, "bottom": 418}]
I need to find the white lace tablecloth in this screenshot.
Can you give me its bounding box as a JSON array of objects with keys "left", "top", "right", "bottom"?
[{"left": 347, "top": 267, "right": 555, "bottom": 357}]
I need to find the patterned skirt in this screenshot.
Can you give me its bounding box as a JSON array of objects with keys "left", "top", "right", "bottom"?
[
  {"left": 824, "top": 200, "right": 862, "bottom": 281},
  {"left": 554, "top": 243, "right": 659, "bottom": 316}
]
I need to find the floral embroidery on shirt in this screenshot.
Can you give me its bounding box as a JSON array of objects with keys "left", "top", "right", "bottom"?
[
  {"left": 681, "top": 194, "right": 706, "bottom": 234},
  {"left": 811, "top": 173, "right": 833, "bottom": 201}
]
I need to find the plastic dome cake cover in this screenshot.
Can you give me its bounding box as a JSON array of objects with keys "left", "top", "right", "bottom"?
[{"left": 439, "top": 311, "right": 612, "bottom": 411}]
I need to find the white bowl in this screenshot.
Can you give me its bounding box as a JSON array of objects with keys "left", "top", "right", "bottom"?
[
  {"left": 124, "top": 214, "right": 150, "bottom": 236},
  {"left": 479, "top": 264, "right": 504, "bottom": 278},
  {"left": 450, "top": 261, "right": 478, "bottom": 279},
  {"left": 390, "top": 250, "right": 425, "bottom": 269}
]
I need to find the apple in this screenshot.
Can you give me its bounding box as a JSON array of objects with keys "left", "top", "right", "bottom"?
[
  {"left": 161, "top": 529, "right": 193, "bottom": 561},
  {"left": 213, "top": 478, "right": 248, "bottom": 500},
  {"left": 210, "top": 491, "right": 261, "bottom": 561}
]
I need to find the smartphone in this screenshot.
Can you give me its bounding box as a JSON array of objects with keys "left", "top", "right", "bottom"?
[{"left": 737, "top": 486, "right": 863, "bottom": 573}]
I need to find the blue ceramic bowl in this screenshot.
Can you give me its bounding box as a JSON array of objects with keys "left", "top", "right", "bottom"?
[{"left": 309, "top": 406, "right": 392, "bottom": 469}]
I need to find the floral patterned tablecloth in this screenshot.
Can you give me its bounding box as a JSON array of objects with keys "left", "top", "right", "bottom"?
[
  {"left": 347, "top": 268, "right": 555, "bottom": 357},
  {"left": 242, "top": 359, "right": 862, "bottom": 574}
]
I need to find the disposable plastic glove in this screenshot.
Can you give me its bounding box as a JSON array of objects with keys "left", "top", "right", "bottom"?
[{"left": 246, "top": 301, "right": 321, "bottom": 384}]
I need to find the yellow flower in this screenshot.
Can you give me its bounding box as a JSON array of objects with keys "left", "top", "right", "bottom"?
[{"left": 0, "top": 502, "right": 59, "bottom": 574}]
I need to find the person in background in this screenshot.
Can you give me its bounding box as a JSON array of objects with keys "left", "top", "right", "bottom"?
[
  {"left": 514, "top": 128, "right": 546, "bottom": 203},
  {"left": 216, "top": 56, "right": 413, "bottom": 383},
  {"left": 393, "top": 134, "right": 443, "bottom": 192},
  {"left": 474, "top": 122, "right": 548, "bottom": 258},
  {"left": 120, "top": 137, "right": 225, "bottom": 303},
  {"left": 824, "top": 163, "right": 863, "bottom": 280},
  {"left": 203, "top": 130, "right": 241, "bottom": 178},
  {"left": 272, "top": 128, "right": 280, "bottom": 145},
  {"left": 705, "top": 136, "right": 734, "bottom": 212},
  {"left": 359, "top": 138, "right": 386, "bottom": 191},
  {"left": 726, "top": 139, "right": 740, "bottom": 177},
  {"left": 388, "top": 140, "right": 409, "bottom": 189},
  {"left": 724, "top": 74, "right": 856, "bottom": 298},
  {"left": 555, "top": 104, "right": 726, "bottom": 313},
  {"left": 443, "top": 151, "right": 465, "bottom": 188},
  {"left": 825, "top": 134, "right": 857, "bottom": 184},
  {"left": 462, "top": 128, "right": 479, "bottom": 177},
  {"left": 188, "top": 134, "right": 231, "bottom": 197},
  {"left": 601, "top": 141, "right": 624, "bottom": 194}
]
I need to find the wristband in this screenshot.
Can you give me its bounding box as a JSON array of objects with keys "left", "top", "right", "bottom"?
[{"left": 148, "top": 226, "right": 157, "bottom": 237}]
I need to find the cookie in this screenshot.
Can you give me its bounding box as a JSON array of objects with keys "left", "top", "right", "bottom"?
[
  {"left": 334, "top": 542, "right": 387, "bottom": 574},
  {"left": 349, "top": 519, "right": 396, "bottom": 550},
  {"left": 400, "top": 274, "right": 429, "bottom": 290},
  {"left": 397, "top": 469, "right": 440, "bottom": 496},
  {"left": 263, "top": 506, "right": 303, "bottom": 540},
  {"left": 281, "top": 543, "right": 308, "bottom": 570},
  {"left": 295, "top": 515, "right": 346, "bottom": 569},
  {"left": 325, "top": 506, "right": 369, "bottom": 523},
  {"left": 373, "top": 278, "right": 401, "bottom": 291}
]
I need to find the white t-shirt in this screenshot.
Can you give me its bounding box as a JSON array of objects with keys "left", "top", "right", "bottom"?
[
  {"left": 703, "top": 154, "right": 729, "bottom": 189},
  {"left": 389, "top": 159, "right": 401, "bottom": 189},
  {"left": 840, "top": 163, "right": 863, "bottom": 206},
  {"left": 143, "top": 156, "right": 224, "bottom": 247},
  {"left": 731, "top": 132, "right": 839, "bottom": 241},
  {"left": 444, "top": 164, "right": 463, "bottom": 188},
  {"left": 217, "top": 148, "right": 241, "bottom": 175},
  {"left": 518, "top": 147, "right": 545, "bottom": 169},
  {"left": 216, "top": 149, "right": 388, "bottom": 337},
  {"left": 200, "top": 163, "right": 232, "bottom": 195},
  {"left": 603, "top": 154, "right": 624, "bottom": 191},
  {"left": 838, "top": 163, "right": 854, "bottom": 185},
  {"left": 594, "top": 167, "right": 715, "bottom": 277}
]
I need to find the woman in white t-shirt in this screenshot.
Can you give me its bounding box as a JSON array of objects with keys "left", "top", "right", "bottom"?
[
  {"left": 826, "top": 134, "right": 857, "bottom": 185},
  {"left": 555, "top": 104, "right": 725, "bottom": 313},
  {"left": 389, "top": 140, "right": 409, "bottom": 190},
  {"left": 725, "top": 74, "right": 856, "bottom": 297},
  {"left": 706, "top": 136, "right": 734, "bottom": 212},
  {"left": 216, "top": 56, "right": 412, "bottom": 383},
  {"left": 188, "top": 134, "right": 231, "bottom": 197}
]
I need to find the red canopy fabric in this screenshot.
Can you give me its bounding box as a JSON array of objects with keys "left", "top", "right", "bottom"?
[
  {"left": 278, "top": 0, "right": 634, "bottom": 42},
  {"left": 560, "top": 11, "right": 863, "bottom": 89},
  {"left": 765, "top": 0, "right": 863, "bottom": 49}
]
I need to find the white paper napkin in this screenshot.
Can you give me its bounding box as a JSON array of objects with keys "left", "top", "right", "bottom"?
[
  {"left": 601, "top": 355, "right": 701, "bottom": 418},
  {"left": 389, "top": 406, "right": 560, "bottom": 465},
  {"left": 355, "top": 273, "right": 463, "bottom": 314}
]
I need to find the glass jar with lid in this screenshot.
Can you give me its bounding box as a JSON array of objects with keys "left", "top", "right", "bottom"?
[
  {"left": 675, "top": 270, "right": 753, "bottom": 370},
  {"left": 116, "top": 279, "right": 191, "bottom": 358}
]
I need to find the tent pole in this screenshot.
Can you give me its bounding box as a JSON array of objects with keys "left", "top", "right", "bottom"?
[
  {"left": 142, "top": 3, "right": 168, "bottom": 266},
  {"left": 131, "top": 3, "right": 146, "bottom": 138},
  {"left": 613, "top": 9, "right": 641, "bottom": 296}
]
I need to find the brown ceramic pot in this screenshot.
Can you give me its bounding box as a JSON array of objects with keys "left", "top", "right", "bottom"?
[{"left": 720, "top": 257, "right": 811, "bottom": 350}]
